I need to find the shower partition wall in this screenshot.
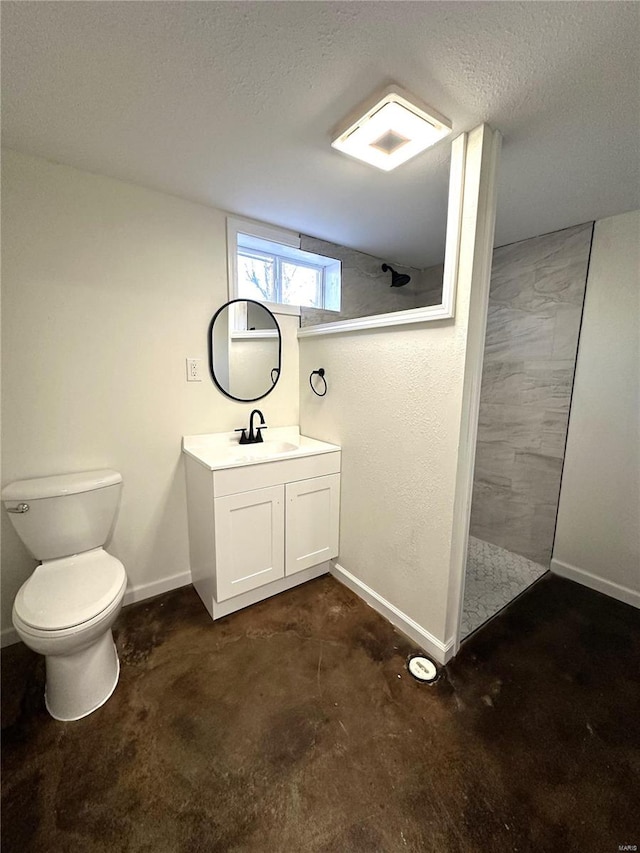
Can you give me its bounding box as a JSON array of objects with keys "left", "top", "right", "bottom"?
[{"left": 462, "top": 222, "right": 593, "bottom": 638}]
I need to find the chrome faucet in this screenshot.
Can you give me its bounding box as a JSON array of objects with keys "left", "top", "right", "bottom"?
[{"left": 235, "top": 409, "right": 267, "bottom": 445}]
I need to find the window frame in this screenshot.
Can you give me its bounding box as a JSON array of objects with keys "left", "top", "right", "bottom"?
[
  {"left": 227, "top": 217, "right": 301, "bottom": 316},
  {"left": 227, "top": 216, "right": 340, "bottom": 316},
  {"left": 237, "top": 247, "right": 326, "bottom": 308}
]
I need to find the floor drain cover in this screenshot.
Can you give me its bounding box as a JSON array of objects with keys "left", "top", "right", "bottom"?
[{"left": 407, "top": 655, "right": 438, "bottom": 683}]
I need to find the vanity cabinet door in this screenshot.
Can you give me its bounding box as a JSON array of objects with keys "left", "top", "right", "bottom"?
[
  {"left": 215, "top": 485, "right": 285, "bottom": 601},
  {"left": 285, "top": 474, "right": 340, "bottom": 576}
]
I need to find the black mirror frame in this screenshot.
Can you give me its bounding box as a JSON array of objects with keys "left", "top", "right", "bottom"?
[{"left": 208, "top": 298, "right": 282, "bottom": 403}]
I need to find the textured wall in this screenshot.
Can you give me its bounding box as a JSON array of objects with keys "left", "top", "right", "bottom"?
[
  {"left": 470, "top": 223, "right": 593, "bottom": 564},
  {"left": 0, "top": 149, "right": 300, "bottom": 639},
  {"left": 299, "top": 321, "right": 469, "bottom": 644},
  {"left": 553, "top": 211, "right": 640, "bottom": 603},
  {"left": 299, "top": 236, "right": 442, "bottom": 327}
]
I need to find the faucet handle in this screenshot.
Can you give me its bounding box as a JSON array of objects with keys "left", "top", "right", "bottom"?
[
  {"left": 234, "top": 428, "right": 249, "bottom": 445},
  {"left": 255, "top": 425, "right": 267, "bottom": 443}
]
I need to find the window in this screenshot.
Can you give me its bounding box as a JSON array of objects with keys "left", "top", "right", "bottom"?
[{"left": 227, "top": 217, "right": 341, "bottom": 315}]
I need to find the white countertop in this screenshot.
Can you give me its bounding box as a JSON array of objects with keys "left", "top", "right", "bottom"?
[{"left": 182, "top": 426, "right": 341, "bottom": 472}]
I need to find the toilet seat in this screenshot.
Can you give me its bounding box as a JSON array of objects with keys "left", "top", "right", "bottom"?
[
  {"left": 14, "top": 548, "right": 127, "bottom": 632},
  {"left": 12, "top": 587, "right": 126, "bottom": 644}
]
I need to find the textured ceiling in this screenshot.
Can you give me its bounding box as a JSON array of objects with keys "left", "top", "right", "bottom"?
[{"left": 2, "top": 1, "right": 639, "bottom": 267}]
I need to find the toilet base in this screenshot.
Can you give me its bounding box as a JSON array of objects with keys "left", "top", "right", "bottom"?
[{"left": 44, "top": 630, "right": 120, "bottom": 721}]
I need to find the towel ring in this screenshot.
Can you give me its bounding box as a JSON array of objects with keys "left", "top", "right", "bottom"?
[{"left": 309, "top": 368, "right": 327, "bottom": 397}]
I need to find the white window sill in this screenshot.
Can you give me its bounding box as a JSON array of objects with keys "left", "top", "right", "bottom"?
[
  {"left": 231, "top": 330, "right": 279, "bottom": 340},
  {"left": 261, "top": 301, "right": 301, "bottom": 317}
]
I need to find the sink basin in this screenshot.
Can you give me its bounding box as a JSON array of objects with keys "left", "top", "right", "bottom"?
[
  {"left": 233, "top": 440, "right": 299, "bottom": 461},
  {"left": 182, "top": 427, "right": 340, "bottom": 471}
]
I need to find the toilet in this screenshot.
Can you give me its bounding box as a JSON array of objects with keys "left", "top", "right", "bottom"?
[{"left": 2, "top": 470, "right": 127, "bottom": 721}]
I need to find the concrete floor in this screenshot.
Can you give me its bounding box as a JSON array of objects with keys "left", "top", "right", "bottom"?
[{"left": 2, "top": 573, "right": 639, "bottom": 852}]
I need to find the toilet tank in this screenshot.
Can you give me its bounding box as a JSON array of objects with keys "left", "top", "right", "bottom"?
[{"left": 2, "top": 470, "right": 123, "bottom": 561}]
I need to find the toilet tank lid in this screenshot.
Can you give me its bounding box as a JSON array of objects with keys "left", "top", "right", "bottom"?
[{"left": 2, "top": 470, "right": 122, "bottom": 501}]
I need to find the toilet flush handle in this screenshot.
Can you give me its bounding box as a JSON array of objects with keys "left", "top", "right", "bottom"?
[{"left": 7, "top": 503, "right": 29, "bottom": 513}]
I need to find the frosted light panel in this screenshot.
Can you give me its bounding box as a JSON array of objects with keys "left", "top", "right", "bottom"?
[{"left": 332, "top": 91, "right": 452, "bottom": 171}]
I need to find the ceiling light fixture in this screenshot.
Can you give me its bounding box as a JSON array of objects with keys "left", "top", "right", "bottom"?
[{"left": 331, "top": 85, "right": 452, "bottom": 172}]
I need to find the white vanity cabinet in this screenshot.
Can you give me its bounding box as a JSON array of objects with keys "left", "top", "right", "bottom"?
[
  {"left": 285, "top": 474, "right": 340, "bottom": 576},
  {"left": 183, "top": 429, "right": 341, "bottom": 621},
  {"left": 214, "top": 484, "right": 285, "bottom": 601}
]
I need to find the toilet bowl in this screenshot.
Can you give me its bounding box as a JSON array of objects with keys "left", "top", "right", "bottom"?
[
  {"left": 13, "top": 548, "right": 127, "bottom": 720},
  {"left": 3, "top": 470, "right": 128, "bottom": 721}
]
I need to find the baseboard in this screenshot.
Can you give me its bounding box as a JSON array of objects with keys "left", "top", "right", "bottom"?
[
  {"left": 1, "top": 571, "right": 193, "bottom": 650},
  {"left": 1, "top": 626, "right": 20, "bottom": 649},
  {"left": 123, "top": 570, "right": 192, "bottom": 607},
  {"left": 331, "top": 563, "right": 455, "bottom": 665},
  {"left": 550, "top": 558, "right": 640, "bottom": 610},
  {"left": 2, "top": 564, "right": 462, "bottom": 663}
]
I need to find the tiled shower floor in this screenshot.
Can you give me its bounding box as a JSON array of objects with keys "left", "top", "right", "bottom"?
[{"left": 461, "top": 536, "right": 548, "bottom": 638}]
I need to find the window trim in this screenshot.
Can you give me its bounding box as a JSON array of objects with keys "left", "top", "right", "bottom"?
[
  {"left": 227, "top": 216, "right": 302, "bottom": 316},
  {"left": 228, "top": 216, "right": 341, "bottom": 316},
  {"left": 237, "top": 247, "right": 326, "bottom": 308}
]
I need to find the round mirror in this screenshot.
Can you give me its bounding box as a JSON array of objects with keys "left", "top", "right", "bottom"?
[{"left": 208, "top": 299, "right": 282, "bottom": 402}]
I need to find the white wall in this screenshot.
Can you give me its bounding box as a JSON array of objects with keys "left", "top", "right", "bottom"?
[
  {"left": 228, "top": 337, "right": 280, "bottom": 400},
  {"left": 1, "top": 149, "right": 299, "bottom": 642},
  {"left": 298, "top": 127, "right": 500, "bottom": 660},
  {"left": 299, "top": 323, "right": 468, "bottom": 651},
  {"left": 552, "top": 210, "right": 640, "bottom": 607}
]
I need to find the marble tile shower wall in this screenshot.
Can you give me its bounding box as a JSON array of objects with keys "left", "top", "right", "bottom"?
[
  {"left": 470, "top": 223, "right": 593, "bottom": 565},
  {"left": 299, "top": 236, "right": 443, "bottom": 327}
]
